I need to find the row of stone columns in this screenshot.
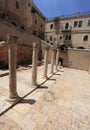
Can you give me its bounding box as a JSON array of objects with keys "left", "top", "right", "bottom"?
[{"left": 7, "top": 35, "right": 60, "bottom": 101}]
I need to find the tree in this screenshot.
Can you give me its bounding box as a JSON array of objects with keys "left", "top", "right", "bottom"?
[
  {"left": 54, "top": 17, "right": 61, "bottom": 34},
  {"left": 53, "top": 17, "right": 61, "bottom": 47}
]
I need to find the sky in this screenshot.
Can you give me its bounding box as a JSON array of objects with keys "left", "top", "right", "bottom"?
[{"left": 33, "top": 0, "right": 90, "bottom": 19}]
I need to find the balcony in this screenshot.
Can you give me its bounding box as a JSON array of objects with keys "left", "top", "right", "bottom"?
[{"left": 62, "top": 26, "right": 72, "bottom": 32}]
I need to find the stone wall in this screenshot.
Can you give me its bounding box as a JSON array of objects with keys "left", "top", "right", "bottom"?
[
  {"left": 0, "top": 41, "right": 8, "bottom": 68},
  {"left": 0, "top": 19, "right": 43, "bottom": 68},
  {"left": 60, "top": 49, "right": 90, "bottom": 71}
]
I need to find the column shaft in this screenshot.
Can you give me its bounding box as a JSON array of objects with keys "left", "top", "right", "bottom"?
[
  {"left": 56, "top": 49, "right": 60, "bottom": 70},
  {"left": 32, "top": 43, "right": 38, "bottom": 86},
  {"left": 43, "top": 46, "right": 49, "bottom": 78},
  {"left": 7, "top": 35, "right": 19, "bottom": 100},
  {"left": 50, "top": 48, "right": 55, "bottom": 74}
]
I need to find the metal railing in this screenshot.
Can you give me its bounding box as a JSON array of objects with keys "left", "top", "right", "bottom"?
[{"left": 48, "top": 11, "right": 90, "bottom": 20}]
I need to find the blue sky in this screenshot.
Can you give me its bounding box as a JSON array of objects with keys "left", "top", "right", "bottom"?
[{"left": 33, "top": 0, "right": 90, "bottom": 18}]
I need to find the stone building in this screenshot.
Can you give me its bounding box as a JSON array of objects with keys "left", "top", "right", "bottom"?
[
  {"left": 0, "top": 0, "right": 46, "bottom": 40},
  {"left": 0, "top": 0, "right": 46, "bottom": 67},
  {"left": 45, "top": 12, "right": 90, "bottom": 49},
  {"left": 0, "top": 1, "right": 90, "bottom": 69}
]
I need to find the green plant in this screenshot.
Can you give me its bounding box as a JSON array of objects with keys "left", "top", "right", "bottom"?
[{"left": 54, "top": 17, "right": 60, "bottom": 33}]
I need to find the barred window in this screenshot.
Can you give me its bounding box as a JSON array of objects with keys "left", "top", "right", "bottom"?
[
  {"left": 74, "top": 21, "right": 78, "bottom": 27},
  {"left": 83, "top": 35, "right": 88, "bottom": 41},
  {"left": 78, "top": 21, "right": 83, "bottom": 27}
]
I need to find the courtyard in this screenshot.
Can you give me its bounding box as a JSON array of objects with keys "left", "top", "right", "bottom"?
[{"left": 0, "top": 65, "right": 90, "bottom": 130}]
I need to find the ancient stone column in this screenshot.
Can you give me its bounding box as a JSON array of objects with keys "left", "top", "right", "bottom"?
[
  {"left": 89, "top": 64, "right": 90, "bottom": 74},
  {"left": 32, "top": 43, "right": 38, "bottom": 86},
  {"left": 50, "top": 47, "right": 56, "bottom": 74},
  {"left": 7, "top": 35, "right": 20, "bottom": 101},
  {"left": 43, "top": 46, "right": 50, "bottom": 79},
  {"left": 56, "top": 49, "right": 60, "bottom": 70}
]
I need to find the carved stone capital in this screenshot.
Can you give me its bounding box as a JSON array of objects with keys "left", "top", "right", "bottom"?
[
  {"left": 7, "top": 34, "right": 18, "bottom": 44},
  {"left": 33, "top": 42, "right": 38, "bottom": 48}
]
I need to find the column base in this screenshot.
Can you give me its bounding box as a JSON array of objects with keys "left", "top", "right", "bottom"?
[
  {"left": 7, "top": 94, "right": 21, "bottom": 103},
  {"left": 32, "top": 83, "right": 38, "bottom": 87},
  {"left": 43, "top": 75, "right": 48, "bottom": 80},
  {"left": 50, "top": 71, "right": 54, "bottom": 74}
]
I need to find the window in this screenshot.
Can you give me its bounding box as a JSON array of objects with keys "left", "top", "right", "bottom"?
[
  {"left": 16, "top": 0, "right": 19, "bottom": 9},
  {"left": 41, "top": 24, "right": 42, "bottom": 28},
  {"left": 69, "top": 35, "right": 71, "bottom": 40},
  {"left": 50, "top": 36, "right": 52, "bottom": 41},
  {"left": 65, "top": 23, "right": 69, "bottom": 29},
  {"left": 83, "top": 35, "right": 88, "bottom": 41},
  {"left": 50, "top": 24, "right": 53, "bottom": 29},
  {"left": 65, "top": 35, "right": 71, "bottom": 40},
  {"left": 74, "top": 21, "right": 78, "bottom": 27},
  {"left": 88, "top": 20, "right": 90, "bottom": 26},
  {"left": 66, "top": 35, "right": 68, "bottom": 40},
  {"left": 35, "top": 20, "right": 37, "bottom": 24},
  {"left": 60, "top": 36, "right": 62, "bottom": 39},
  {"left": 78, "top": 21, "right": 83, "bottom": 27}
]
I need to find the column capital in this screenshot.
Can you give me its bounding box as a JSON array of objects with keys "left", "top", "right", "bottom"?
[
  {"left": 7, "top": 35, "right": 18, "bottom": 44},
  {"left": 45, "top": 45, "right": 50, "bottom": 50},
  {"left": 57, "top": 48, "right": 60, "bottom": 51},
  {"left": 50, "top": 45, "right": 56, "bottom": 51},
  {"left": 33, "top": 42, "right": 38, "bottom": 48}
]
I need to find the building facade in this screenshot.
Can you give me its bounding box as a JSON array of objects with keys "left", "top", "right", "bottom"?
[
  {"left": 45, "top": 13, "right": 90, "bottom": 49},
  {"left": 0, "top": 0, "right": 46, "bottom": 40},
  {"left": 0, "top": 0, "right": 46, "bottom": 67}
]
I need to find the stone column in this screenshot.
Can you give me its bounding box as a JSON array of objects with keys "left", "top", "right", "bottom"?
[
  {"left": 43, "top": 46, "right": 50, "bottom": 79},
  {"left": 56, "top": 49, "right": 60, "bottom": 70},
  {"left": 32, "top": 43, "right": 38, "bottom": 86},
  {"left": 89, "top": 64, "right": 90, "bottom": 74},
  {"left": 50, "top": 47, "right": 56, "bottom": 74},
  {"left": 7, "top": 35, "right": 20, "bottom": 101}
]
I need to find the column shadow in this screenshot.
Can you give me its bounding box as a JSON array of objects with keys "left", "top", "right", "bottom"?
[
  {"left": 19, "top": 99, "right": 36, "bottom": 105},
  {"left": 48, "top": 78, "right": 56, "bottom": 81},
  {"left": 37, "top": 86, "right": 48, "bottom": 89}
]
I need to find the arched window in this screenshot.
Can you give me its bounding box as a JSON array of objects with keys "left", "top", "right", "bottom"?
[
  {"left": 83, "top": 35, "right": 88, "bottom": 41},
  {"left": 50, "top": 24, "right": 53, "bottom": 29},
  {"left": 16, "top": 0, "right": 19, "bottom": 9}
]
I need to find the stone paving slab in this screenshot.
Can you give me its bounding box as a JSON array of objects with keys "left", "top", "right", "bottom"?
[
  {"left": 0, "top": 65, "right": 55, "bottom": 115},
  {"left": 0, "top": 66, "right": 90, "bottom": 130}
]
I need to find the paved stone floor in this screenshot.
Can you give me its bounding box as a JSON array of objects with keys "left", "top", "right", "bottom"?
[{"left": 0, "top": 65, "right": 90, "bottom": 130}]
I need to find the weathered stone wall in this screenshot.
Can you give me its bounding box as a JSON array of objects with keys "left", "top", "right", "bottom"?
[
  {"left": 0, "top": 41, "right": 8, "bottom": 68},
  {"left": 0, "top": 42, "right": 43, "bottom": 68},
  {"left": 0, "top": 42, "right": 33, "bottom": 68},
  {"left": 0, "top": 20, "right": 43, "bottom": 68},
  {"left": 60, "top": 49, "right": 90, "bottom": 71},
  {"left": 0, "top": 0, "right": 45, "bottom": 37}
]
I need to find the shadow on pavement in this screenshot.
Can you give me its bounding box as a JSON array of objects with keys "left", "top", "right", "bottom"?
[
  {"left": 37, "top": 86, "right": 48, "bottom": 89},
  {"left": 48, "top": 78, "right": 56, "bottom": 81},
  {"left": 19, "top": 99, "right": 36, "bottom": 105}
]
